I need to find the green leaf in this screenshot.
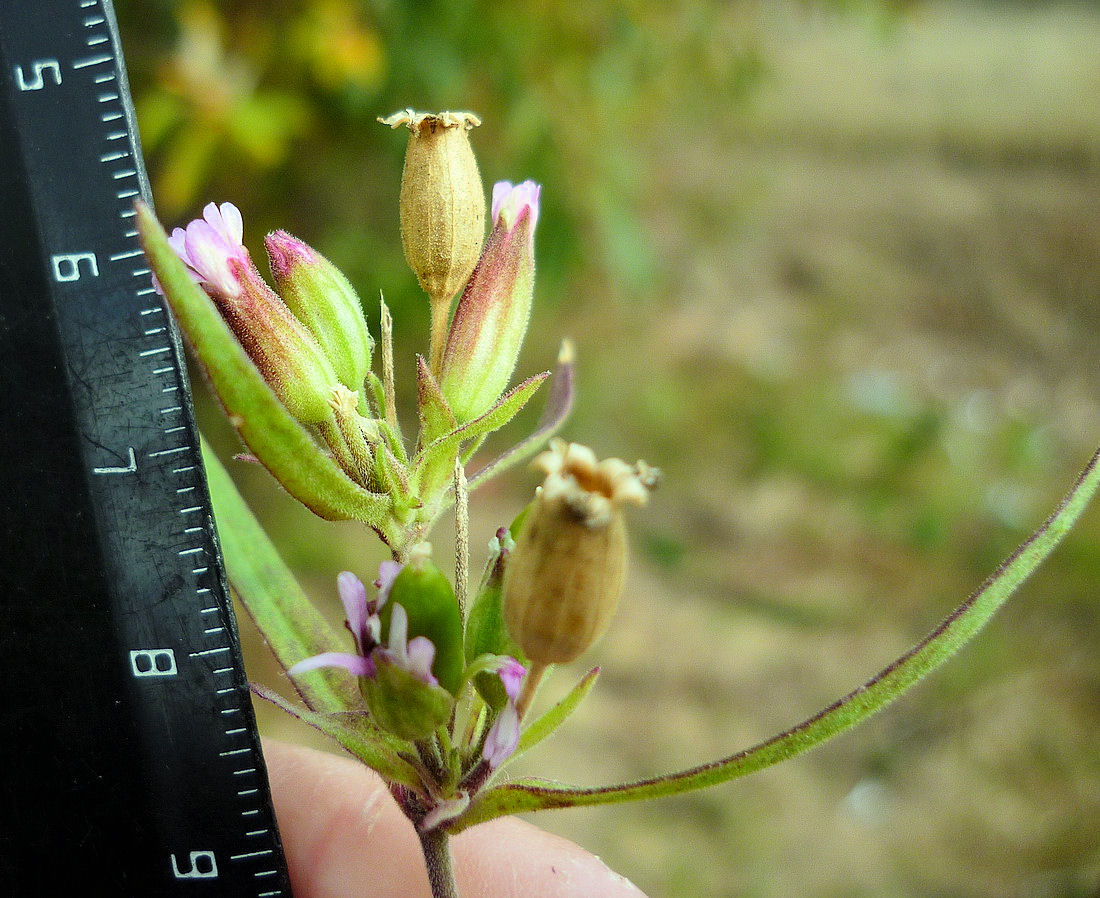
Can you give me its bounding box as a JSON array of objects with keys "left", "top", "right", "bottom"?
[
  {"left": 251, "top": 685, "right": 422, "bottom": 790},
  {"left": 452, "top": 449, "right": 1100, "bottom": 831},
  {"left": 513, "top": 667, "right": 600, "bottom": 761},
  {"left": 467, "top": 340, "right": 575, "bottom": 492},
  {"left": 413, "top": 371, "right": 549, "bottom": 501},
  {"left": 136, "top": 203, "right": 395, "bottom": 535},
  {"left": 416, "top": 354, "right": 458, "bottom": 446},
  {"left": 203, "top": 438, "right": 359, "bottom": 714}
]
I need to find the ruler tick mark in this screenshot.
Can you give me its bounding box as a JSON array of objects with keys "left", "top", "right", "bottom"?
[
  {"left": 219, "top": 747, "right": 251, "bottom": 757},
  {"left": 137, "top": 289, "right": 160, "bottom": 298},
  {"left": 162, "top": 385, "right": 179, "bottom": 393},
  {"left": 94, "top": 72, "right": 116, "bottom": 84},
  {"left": 124, "top": 229, "right": 138, "bottom": 238},
  {"left": 117, "top": 189, "right": 139, "bottom": 199},
  {"left": 189, "top": 646, "right": 229, "bottom": 658},
  {"left": 97, "top": 92, "right": 119, "bottom": 103},
  {"left": 112, "top": 168, "right": 136, "bottom": 180},
  {"left": 246, "top": 829, "right": 269, "bottom": 836},
  {"left": 225, "top": 727, "right": 246, "bottom": 735},
  {"left": 119, "top": 208, "right": 136, "bottom": 218},
  {"left": 106, "top": 130, "right": 127, "bottom": 140},
  {"left": 180, "top": 504, "right": 201, "bottom": 513},
  {"left": 86, "top": 35, "right": 109, "bottom": 46},
  {"left": 84, "top": 15, "right": 106, "bottom": 25},
  {"left": 138, "top": 346, "right": 169, "bottom": 357},
  {"left": 149, "top": 444, "right": 188, "bottom": 456},
  {"left": 152, "top": 366, "right": 174, "bottom": 374},
  {"left": 176, "top": 486, "right": 195, "bottom": 494},
  {"left": 73, "top": 54, "right": 112, "bottom": 69},
  {"left": 184, "top": 527, "right": 203, "bottom": 536},
  {"left": 164, "top": 424, "right": 185, "bottom": 433},
  {"left": 201, "top": 605, "right": 219, "bottom": 613},
  {"left": 224, "top": 708, "right": 244, "bottom": 717},
  {"left": 205, "top": 627, "right": 226, "bottom": 635},
  {"left": 231, "top": 847, "right": 273, "bottom": 859},
  {"left": 242, "top": 809, "right": 261, "bottom": 817},
  {"left": 178, "top": 547, "right": 204, "bottom": 556},
  {"left": 172, "top": 465, "right": 196, "bottom": 473},
  {"left": 109, "top": 248, "right": 143, "bottom": 261},
  {"left": 192, "top": 566, "right": 209, "bottom": 574},
  {"left": 160, "top": 405, "right": 182, "bottom": 414},
  {"left": 101, "top": 111, "right": 123, "bottom": 122},
  {"left": 235, "top": 767, "right": 257, "bottom": 775}
]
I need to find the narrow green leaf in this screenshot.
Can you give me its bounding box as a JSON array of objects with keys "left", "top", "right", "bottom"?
[
  {"left": 203, "top": 437, "right": 358, "bottom": 714},
  {"left": 468, "top": 340, "right": 575, "bottom": 492},
  {"left": 136, "top": 202, "right": 395, "bottom": 533},
  {"left": 413, "top": 371, "right": 549, "bottom": 500},
  {"left": 513, "top": 667, "right": 600, "bottom": 761},
  {"left": 252, "top": 685, "right": 423, "bottom": 790},
  {"left": 416, "top": 354, "right": 458, "bottom": 446},
  {"left": 453, "top": 449, "right": 1100, "bottom": 831}
]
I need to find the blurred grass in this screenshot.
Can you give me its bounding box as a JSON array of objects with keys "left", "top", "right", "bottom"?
[{"left": 117, "top": 1, "right": 1099, "bottom": 895}]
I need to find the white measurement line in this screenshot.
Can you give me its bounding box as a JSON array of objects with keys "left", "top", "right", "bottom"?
[
  {"left": 152, "top": 366, "right": 174, "bottom": 374},
  {"left": 255, "top": 870, "right": 278, "bottom": 879},
  {"left": 184, "top": 527, "right": 204, "bottom": 535},
  {"left": 84, "top": 15, "right": 106, "bottom": 25},
  {"left": 124, "top": 229, "right": 138, "bottom": 238},
  {"left": 109, "top": 248, "right": 143, "bottom": 261},
  {"left": 196, "top": 587, "right": 212, "bottom": 595},
  {"left": 192, "top": 566, "right": 209, "bottom": 574},
  {"left": 137, "top": 288, "right": 159, "bottom": 296},
  {"left": 215, "top": 683, "right": 236, "bottom": 691},
  {"left": 231, "top": 849, "right": 272, "bottom": 860},
  {"left": 179, "top": 506, "right": 201, "bottom": 514},
  {"left": 160, "top": 405, "right": 182, "bottom": 414},
  {"left": 241, "top": 809, "right": 261, "bottom": 817},
  {"left": 138, "top": 346, "right": 169, "bottom": 357},
  {"left": 86, "top": 34, "right": 109, "bottom": 47},
  {"left": 132, "top": 266, "right": 150, "bottom": 275},
  {"left": 119, "top": 207, "right": 136, "bottom": 218},
  {"left": 112, "top": 168, "right": 136, "bottom": 180},
  {"left": 234, "top": 767, "right": 257, "bottom": 775},
  {"left": 205, "top": 627, "right": 225, "bottom": 636},
  {"left": 94, "top": 72, "right": 116, "bottom": 84},
  {"left": 149, "top": 445, "right": 189, "bottom": 457},
  {"left": 178, "top": 547, "right": 204, "bottom": 557},
  {"left": 172, "top": 465, "right": 196, "bottom": 473},
  {"left": 97, "top": 92, "right": 119, "bottom": 103},
  {"left": 73, "top": 54, "right": 111, "bottom": 69},
  {"left": 238, "top": 788, "right": 260, "bottom": 797},
  {"left": 162, "top": 385, "right": 179, "bottom": 393},
  {"left": 106, "top": 130, "right": 127, "bottom": 140},
  {"left": 101, "top": 111, "right": 123, "bottom": 122},
  {"left": 176, "top": 486, "right": 195, "bottom": 494},
  {"left": 116, "top": 188, "right": 139, "bottom": 198},
  {"left": 223, "top": 708, "right": 243, "bottom": 717},
  {"left": 246, "top": 829, "right": 269, "bottom": 836},
  {"left": 219, "top": 747, "right": 252, "bottom": 758},
  {"left": 80, "top": 0, "right": 98, "bottom": 8},
  {"left": 189, "top": 646, "right": 229, "bottom": 658},
  {"left": 200, "top": 606, "right": 219, "bottom": 613},
  {"left": 259, "top": 889, "right": 284, "bottom": 897},
  {"left": 164, "top": 424, "right": 185, "bottom": 433},
  {"left": 225, "top": 727, "right": 246, "bottom": 736}
]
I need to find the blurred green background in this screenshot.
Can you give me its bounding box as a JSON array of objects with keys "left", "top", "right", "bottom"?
[{"left": 115, "top": 1, "right": 1099, "bottom": 895}]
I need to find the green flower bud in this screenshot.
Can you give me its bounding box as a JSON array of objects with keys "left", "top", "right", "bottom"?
[
  {"left": 265, "top": 230, "right": 374, "bottom": 393},
  {"left": 466, "top": 527, "right": 526, "bottom": 709},
  {"left": 439, "top": 180, "right": 539, "bottom": 423},
  {"left": 380, "top": 547, "right": 464, "bottom": 694}
]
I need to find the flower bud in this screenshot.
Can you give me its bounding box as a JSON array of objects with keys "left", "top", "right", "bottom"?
[
  {"left": 265, "top": 230, "right": 374, "bottom": 392},
  {"left": 438, "top": 180, "right": 539, "bottom": 423},
  {"left": 466, "top": 527, "right": 526, "bottom": 709},
  {"left": 504, "top": 440, "right": 659, "bottom": 665},
  {"left": 379, "top": 545, "right": 465, "bottom": 694},
  {"left": 169, "top": 203, "right": 342, "bottom": 424},
  {"left": 380, "top": 109, "right": 486, "bottom": 303}
]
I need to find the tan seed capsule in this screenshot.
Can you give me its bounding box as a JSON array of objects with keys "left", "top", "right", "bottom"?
[
  {"left": 504, "top": 440, "right": 659, "bottom": 665},
  {"left": 379, "top": 109, "right": 486, "bottom": 304}
]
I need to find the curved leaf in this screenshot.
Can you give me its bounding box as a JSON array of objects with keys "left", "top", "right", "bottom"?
[{"left": 453, "top": 448, "right": 1100, "bottom": 831}]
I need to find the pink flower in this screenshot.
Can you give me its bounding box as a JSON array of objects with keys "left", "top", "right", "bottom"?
[
  {"left": 166, "top": 202, "right": 247, "bottom": 298},
  {"left": 482, "top": 657, "right": 526, "bottom": 769}
]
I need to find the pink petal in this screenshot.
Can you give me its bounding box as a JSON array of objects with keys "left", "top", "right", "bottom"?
[
  {"left": 337, "top": 571, "right": 369, "bottom": 648},
  {"left": 288, "top": 651, "right": 374, "bottom": 678},
  {"left": 404, "top": 636, "right": 438, "bottom": 684},
  {"left": 497, "top": 657, "right": 526, "bottom": 702},
  {"left": 374, "top": 560, "right": 403, "bottom": 606},
  {"left": 482, "top": 701, "right": 520, "bottom": 768}
]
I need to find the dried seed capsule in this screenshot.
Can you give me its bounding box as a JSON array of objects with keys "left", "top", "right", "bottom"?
[
  {"left": 504, "top": 441, "right": 659, "bottom": 665},
  {"left": 379, "top": 109, "right": 486, "bottom": 304}
]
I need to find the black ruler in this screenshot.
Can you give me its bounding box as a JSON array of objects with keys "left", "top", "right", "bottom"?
[{"left": 0, "top": 1, "right": 292, "bottom": 894}]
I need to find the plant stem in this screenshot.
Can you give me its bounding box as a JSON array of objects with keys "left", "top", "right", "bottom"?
[
  {"left": 429, "top": 296, "right": 450, "bottom": 378},
  {"left": 454, "top": 457, "right": 470, "bottom": 619},
  {"left": 419, "top": 827, "right": 459, "bottom": 898},
  {"left": 516, "top": 660, "right": 548, "bottom": 721}
]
